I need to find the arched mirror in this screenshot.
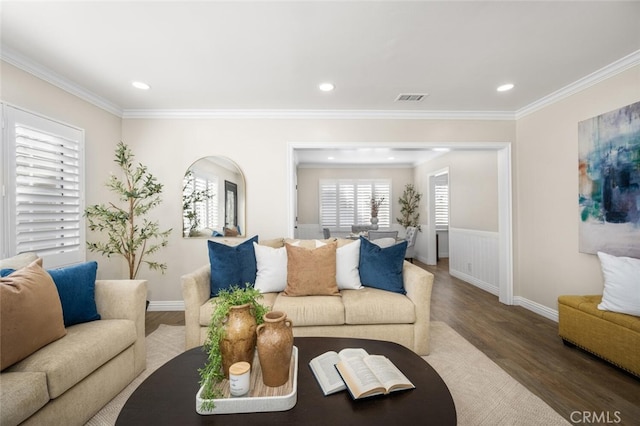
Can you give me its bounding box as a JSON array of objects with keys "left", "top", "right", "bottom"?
[{"left": 183, "top": 156, "right": 246, "bottom": 238}]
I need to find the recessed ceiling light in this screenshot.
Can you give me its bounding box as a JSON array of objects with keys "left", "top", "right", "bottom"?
[
  {"left": 497, "top": 83, "right": 514, "bottom": 92},
  {"left": 319, "top": 82, "right": 335, "bottom": 92},
  {"left": 327, "top": 156, "right": 335, "bottom": 160},
  {"left": 433, "top": 148, "right": 450, "bottom": 152},
  {"left": 132, "top": 81, "right": 151, "bottom": 90},
  {"left": 388, "top": 156, "right": 395, "bottom": 160}
]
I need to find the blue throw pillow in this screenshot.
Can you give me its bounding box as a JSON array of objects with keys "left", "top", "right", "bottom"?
[
  {"left": 2, "top": 261, "right": 101, "bottom": 327},
  {"left": 208, "top": 236, "right": 258, "bottom": 297},
  {"left": 358, "top": 237, "right": 408, "bottom": 294}
]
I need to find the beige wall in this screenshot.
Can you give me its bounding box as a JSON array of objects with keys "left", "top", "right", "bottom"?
[
  {"left": 414, "top": 150, "right": 499, "bottom": 232},
  {"left": 121, "top": 118, "right": 514, "bottom": 302},
  {"left": 1, "top": 62, "right": 124, "bottom": 279},
  {"left": 514, "top": 65, "right": 640, "bottom": 309},
  {"left": 8, "top": 60, "right": 639, "bottom": 314},
  {"left": 296, "top": 167, "right": 413, "bottom": 225}
]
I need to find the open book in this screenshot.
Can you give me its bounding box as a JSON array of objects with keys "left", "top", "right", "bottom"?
[
  {"left": 309, "top": 348, "right": 368, "bottom": 395},
  {"left": 309, "top": 348, "right": 414, "bottom": 399}
]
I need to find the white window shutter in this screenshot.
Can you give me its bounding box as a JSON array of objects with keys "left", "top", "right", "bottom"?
[
  {"left": 3, "top": 105, "right": 85, "bottom": 267},
  {"left": 434, "top": 173, "right": 449, "bottom": 230},
  {"left": 319, "top": 179, "right": 391, "bottom": 230}
]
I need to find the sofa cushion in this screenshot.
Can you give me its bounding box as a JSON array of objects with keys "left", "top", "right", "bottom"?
[
  {"left": 253, "top": 243, "right": 287, "bottom": 293},
  {"left": 284, "top": 241, "right": 339, "bottom": 296},
  {"left": 46, "top": 261, "right": 101, "bottom": 327},
  {"left": 6, "top": 319, "right": 136, "bottom": 399},
  {"left": 336, "top": 239, "right": 363, "bottom": 290},
  {"left": 273, "top": 294, "right": 345, "bottom": 326},
  {"left": 359, "top": 237, "right": 408, "bottom": 294},
  {"left": 0, "top": 259, "right": 67, "bottom": 371},
  {"left": 596, "top": 251, "right": 640, "bottom": 316},
  {"left": 0, "top": 371, "right": 49, "bottom": 426},
  {"left": 342, "top": 287, "right": 416, "bottom": 324},
  {"left": 208, "top": 235, "right": 258, "bottom": 297}
]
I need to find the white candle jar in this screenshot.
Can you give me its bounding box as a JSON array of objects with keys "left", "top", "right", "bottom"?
[{"left": 228, "top": 361, "right": 251, "bottom": 397}]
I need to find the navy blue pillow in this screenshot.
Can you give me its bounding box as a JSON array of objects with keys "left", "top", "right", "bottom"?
[
  {"left": 358, "top": 237, "right": 408, "bottom": 294},
  {"left": 208, "top": 236, "right": 258, "bottom": 297},
  {"left": 2, "top": 261, "right": 101, "bottom": 327}
]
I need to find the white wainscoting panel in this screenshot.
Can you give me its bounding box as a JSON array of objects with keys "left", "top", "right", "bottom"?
[{"left": 449, "top": 228, "right": 499, "bottom": 295}]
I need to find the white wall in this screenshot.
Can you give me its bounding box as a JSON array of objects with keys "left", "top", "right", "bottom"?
[{"left": 514, "top": 64, "right": 640, "bottom": 309}]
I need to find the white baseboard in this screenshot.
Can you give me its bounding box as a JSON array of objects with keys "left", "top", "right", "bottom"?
[
  {"left": 450, "top": 268, "right": 499, "bottom": 296},
  {"left": 449, "top": 270, "right": 559, "bottom": 322},
  {"left": 513, "top": 296, "right": 559, "bottom": 322},
  {"left": 147, "top": 300, "right": 185, "bottom": 311}
]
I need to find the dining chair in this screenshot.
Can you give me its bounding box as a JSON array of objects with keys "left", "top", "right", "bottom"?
[
  {"left": 367, "top": 230, "right": 398, "bottom": 241},
  {"left": 323, "top": 228, "right": 331, "bottom": 239},
  {"left": 404, "top": 226, "right": 418, "bottom": 263},
  {"left": 351, "top": 225, "right": 372, "bottom": 234}
]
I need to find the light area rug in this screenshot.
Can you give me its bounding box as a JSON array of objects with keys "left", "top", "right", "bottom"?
[{"left": 87, "top": 322, "right": 569, "bottom": 425}]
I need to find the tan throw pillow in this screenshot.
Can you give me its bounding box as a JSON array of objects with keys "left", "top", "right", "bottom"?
[
  {"left": 0, "top": 259, "right": 66, "bottom": 371},
  {"left": 284, "top": 241, "right": 339, "bottom": 296}
]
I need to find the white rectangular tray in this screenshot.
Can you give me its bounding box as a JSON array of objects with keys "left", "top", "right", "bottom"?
[{"left": 196, "top": 346, "right": 298, "bottom": 415}]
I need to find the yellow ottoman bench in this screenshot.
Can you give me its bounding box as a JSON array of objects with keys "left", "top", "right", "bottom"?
[{"left": 558, "top": 295, "right": 640, "bottom": 377}]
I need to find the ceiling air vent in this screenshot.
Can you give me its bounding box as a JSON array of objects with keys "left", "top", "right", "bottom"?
[{"left": 395, "top": 93, "right": 428, "bottom": 102}]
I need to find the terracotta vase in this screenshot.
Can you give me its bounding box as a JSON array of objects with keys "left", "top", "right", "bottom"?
[
  {"left": 256, "top": 311, "right": 294, "bottom": 387},
  {"left": 219, "top": 303, "right": 257, "bottom": 379}
]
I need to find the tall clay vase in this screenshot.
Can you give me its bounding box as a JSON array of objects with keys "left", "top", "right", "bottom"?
[
  {"left": 219, "top": 303, "right": 257, "bottom": 379},
  {"left": 256, "top": 311, "right": 294, "bottom": 387}
]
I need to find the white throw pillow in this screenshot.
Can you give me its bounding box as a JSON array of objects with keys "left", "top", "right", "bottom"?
[
  {"left": 336, "top": 239, "right": 363, "bottom": 290},
  {"left": 253, "top": 243, "right": 287, "bottom": 293},
  {"left": 596, "top": 251, "right": 640, "bottom": 316}
]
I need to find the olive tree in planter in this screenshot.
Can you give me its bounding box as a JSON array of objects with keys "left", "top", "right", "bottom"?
[
  {"left": 396, "top": 183, "right": 422, "bottom": 231},
  {"left": 85, "top": 141, "right": 172, "bottom": 279}
]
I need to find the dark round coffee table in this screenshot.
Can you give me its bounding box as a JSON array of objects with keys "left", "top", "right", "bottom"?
[{"left": 116, "top": 337, "right": 456, "bottom": 425}]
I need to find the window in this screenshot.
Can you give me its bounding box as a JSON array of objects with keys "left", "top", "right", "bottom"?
[
  {"left": 434, "top": 173, "right": 449, "bottom": 230},
  {"left": 182, "top": 171, "right": 219, "bottom": 234},
  {"left": 1, "top": 105, "right": 85, "bottom": 267},
  {"left": 319, "top": 179, "right": 391, "bottom": 229}
]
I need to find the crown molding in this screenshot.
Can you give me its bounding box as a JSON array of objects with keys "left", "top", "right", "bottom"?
[
  {"left": 1, "top": 46, "right": 124, "bottom": 117},
  {"left": 121, "top": 108, "right": 515, "bottom": 120},
  {"left": 515, "top": 49, "right": 640, "bottom": 119},
  {"left": 3, "top": 43, "right": 638, "bottom": 122}
]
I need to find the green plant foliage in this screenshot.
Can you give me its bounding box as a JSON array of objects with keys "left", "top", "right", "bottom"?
[
  {"left": 182, "top": 170, "right": 214, "bottom": 237},
  {"left": 198, "top": 284, "right": 269, "bottom": 411},
  {"left": 85, "top": 141, "right": 172, "bottom": 279},
  {"left": 397, "top": 183, "right": 422, "bottom": 230}
]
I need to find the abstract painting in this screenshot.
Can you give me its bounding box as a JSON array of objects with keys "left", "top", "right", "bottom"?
[{"left": 578, "top": 100, "right": 640, "bottom": 258}]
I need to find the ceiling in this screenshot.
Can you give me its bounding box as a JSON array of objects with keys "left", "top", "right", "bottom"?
[{"left": 1, "top": 1, "right": 639, "bottom": 166}]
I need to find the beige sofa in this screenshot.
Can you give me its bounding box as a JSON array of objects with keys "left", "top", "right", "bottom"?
[
  {"left": 182, "top": 239, "right": 433, "bottom": 355},
  {"left": 0, "top": 279, "right": 147, "bottom": 426}
]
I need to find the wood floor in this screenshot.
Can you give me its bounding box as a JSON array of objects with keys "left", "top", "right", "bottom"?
[{"left": 145, "top": 259, "right": 639, "bottom": 424}]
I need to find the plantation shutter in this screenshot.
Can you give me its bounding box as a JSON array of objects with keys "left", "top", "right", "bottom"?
[
  {"left": 434, "top": 173, "right": 449, "bottom": 230},
  {"left": 319, "top": 179, "right": 391, "bottom": 230},
  {"left": 2, "top": 105, "right": 85, "bottom": 267}
]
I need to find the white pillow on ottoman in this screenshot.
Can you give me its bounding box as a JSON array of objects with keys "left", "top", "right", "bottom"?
[{"left": 596, "top": 251, "right": 640, "bottom": 316}]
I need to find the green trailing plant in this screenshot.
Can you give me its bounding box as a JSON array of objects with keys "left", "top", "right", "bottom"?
[
  {"left": 85, "top": 141, "right": 172, "bottom": 279},
  {"left": 198, "top": 284, "right": 269, "bottom": 410},
  {"left": 397, "top": 183, "right": 422, "bottom": 231}
]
